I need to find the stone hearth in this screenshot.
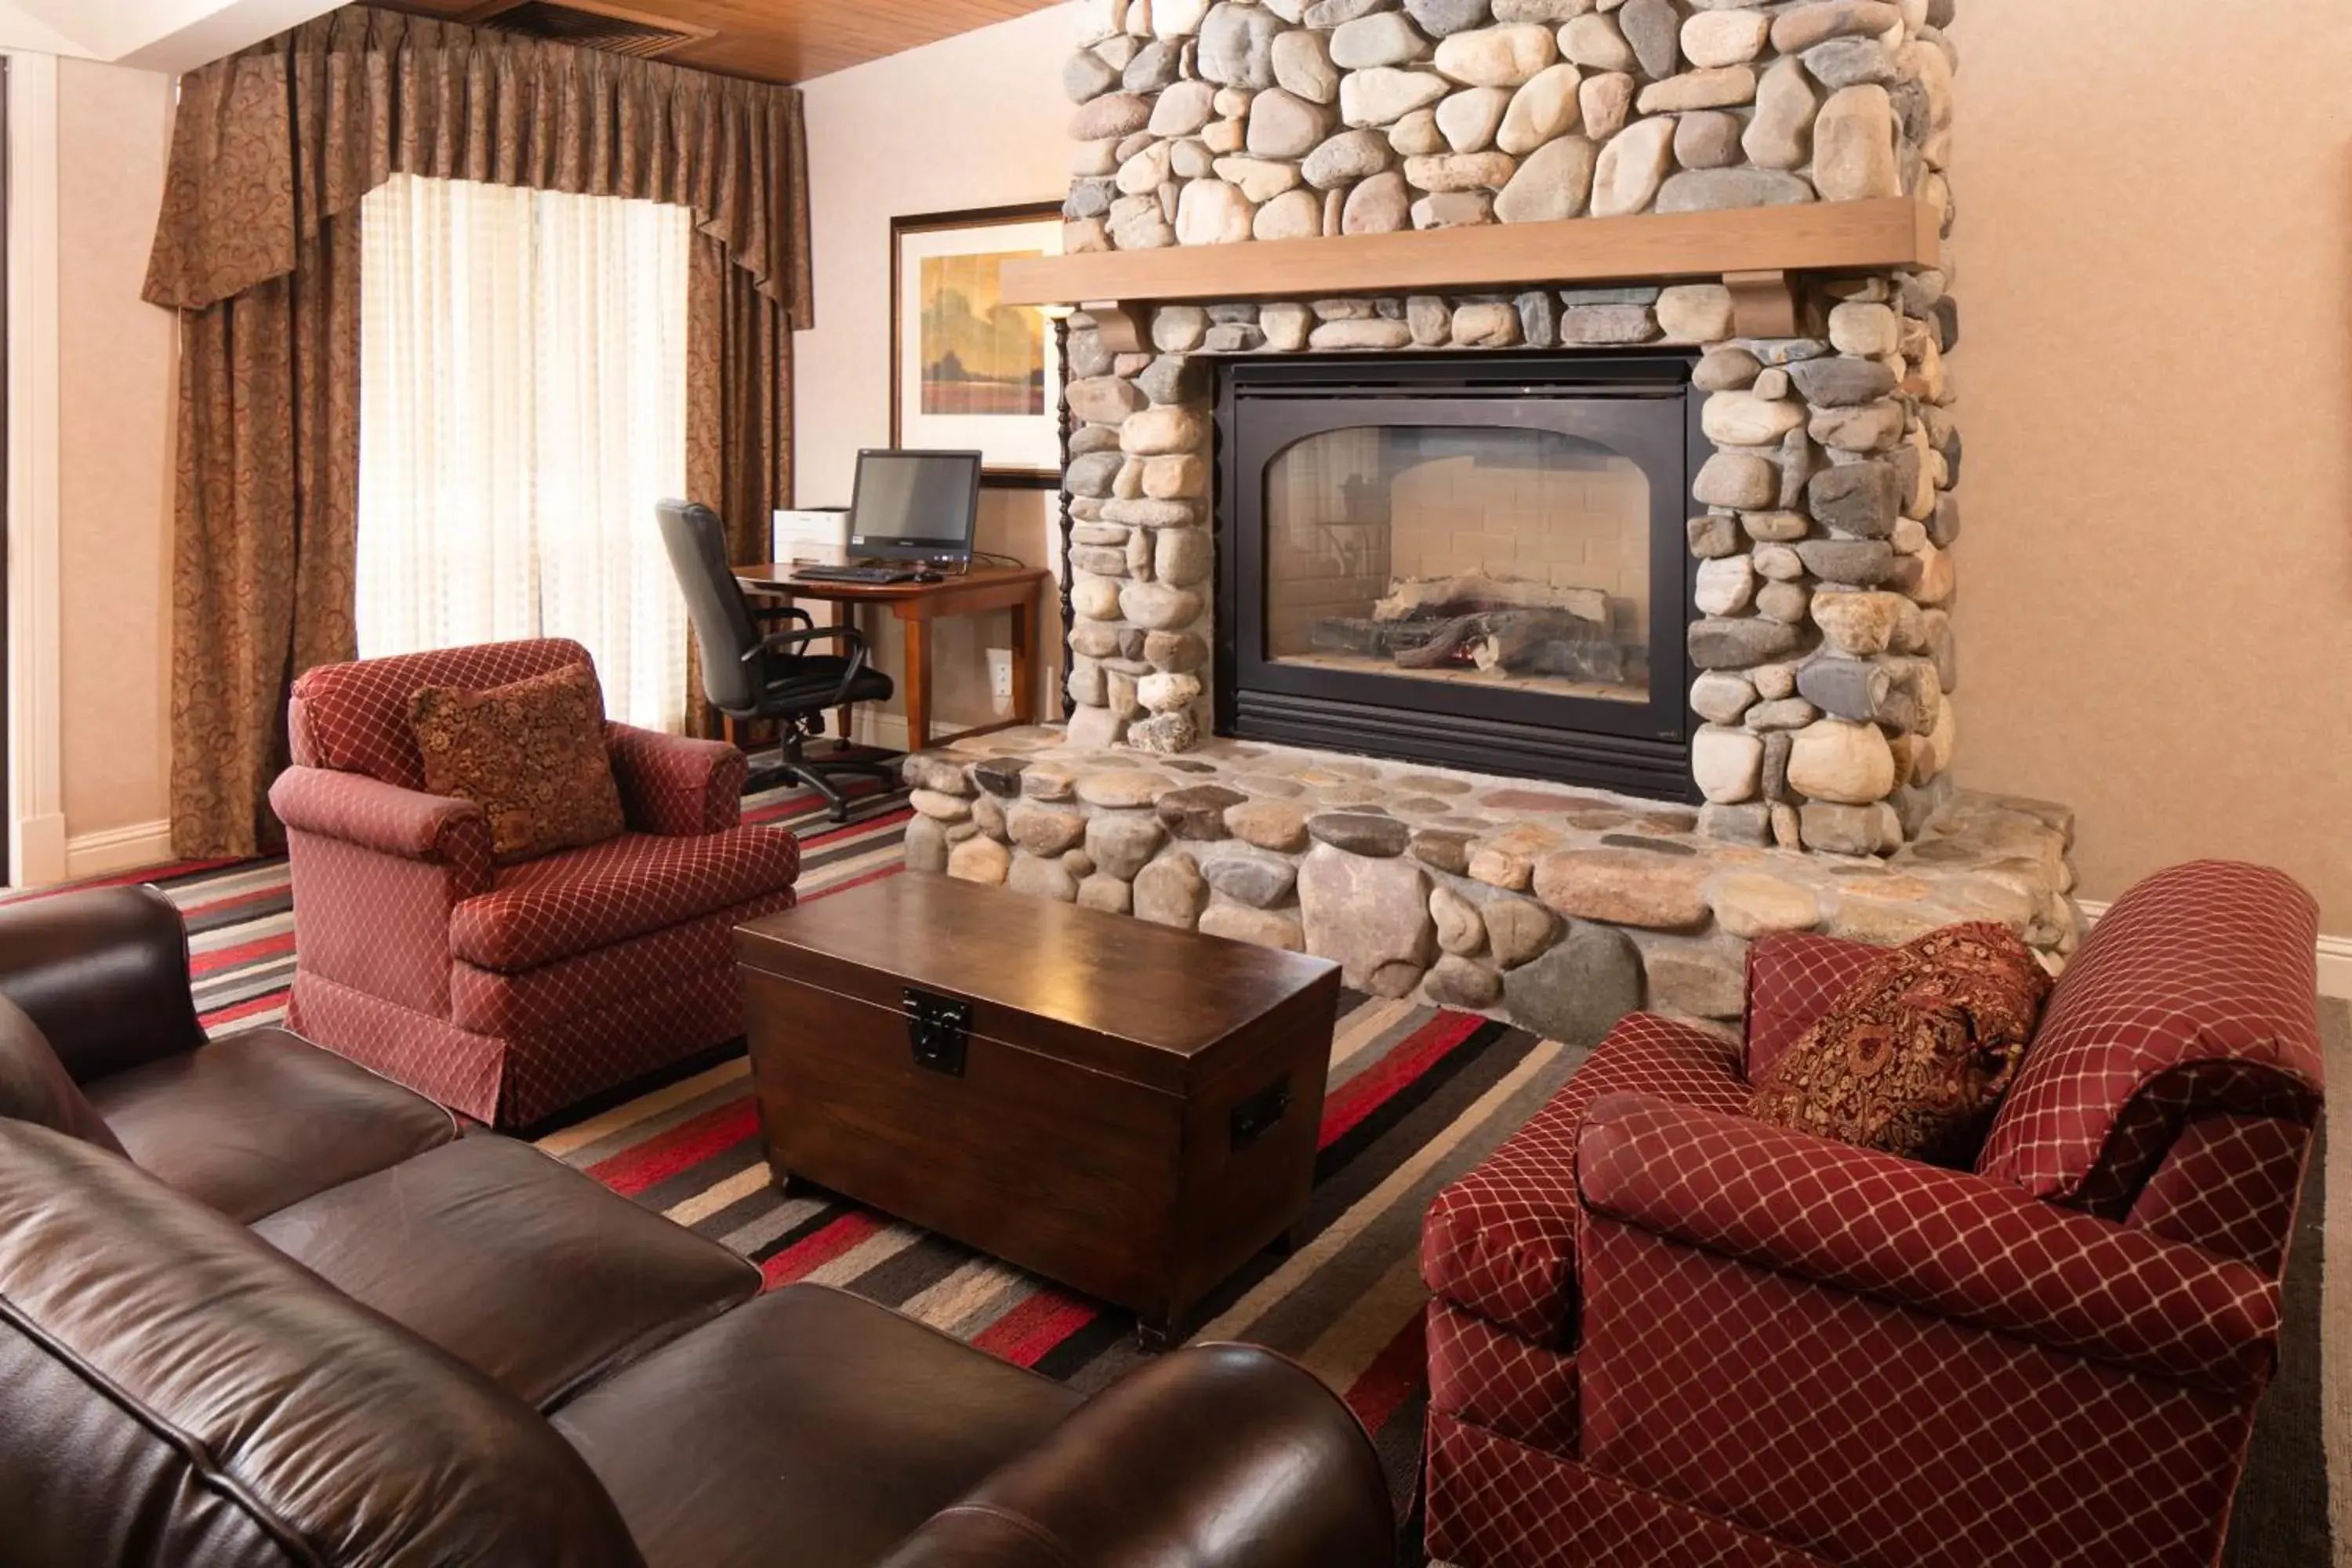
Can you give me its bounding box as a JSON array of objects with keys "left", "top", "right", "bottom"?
[{"left": 902, "top": 731, "right": 2078, "bottom": 1038}]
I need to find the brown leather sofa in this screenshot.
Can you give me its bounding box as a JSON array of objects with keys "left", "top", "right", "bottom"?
[{"left": 0, "top": 887, "right": 1395, "bottom": 1567}]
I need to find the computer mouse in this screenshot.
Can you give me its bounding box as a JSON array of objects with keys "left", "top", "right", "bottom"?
[{"left": 911, "top": 568, "right": 943, "bottom": 583}]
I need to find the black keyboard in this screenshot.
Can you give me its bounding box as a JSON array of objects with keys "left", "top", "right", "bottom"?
[{"left": 793, "top": 564, "right": 922, "bottom": 584}]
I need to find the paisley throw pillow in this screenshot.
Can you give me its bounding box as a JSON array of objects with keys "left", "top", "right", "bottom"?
[
  {"left": 1746, "top": 922, "right": 2053, "bottom": 1167},
  {"left": 410, "top": 662, "right": 625, "bottom": 864}
]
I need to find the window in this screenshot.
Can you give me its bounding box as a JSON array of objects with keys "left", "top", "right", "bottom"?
[{"left": 357, "top": 174, "right": 691, "bottom": 731}]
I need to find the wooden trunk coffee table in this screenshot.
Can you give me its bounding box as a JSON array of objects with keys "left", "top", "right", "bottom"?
[{"left": 734, "top": 872, "right": 1341, "bottom": 1347}]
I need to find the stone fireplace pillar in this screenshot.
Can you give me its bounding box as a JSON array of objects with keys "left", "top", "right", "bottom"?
[{"left": 1054, "top": 0, "right": 1962, "bottom": 858}]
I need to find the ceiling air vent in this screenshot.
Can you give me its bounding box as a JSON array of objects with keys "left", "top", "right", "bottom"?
[{"left": 464, "top": 0, "right": 713, "bottom": 60}]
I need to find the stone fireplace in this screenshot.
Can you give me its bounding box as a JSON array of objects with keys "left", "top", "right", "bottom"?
[
  {"left": 1218, "top": 352, "right": 1700, "bottom": 795},
  {"left": 898, "top": 0, "right": 2082, "bottom": 1035},
  {"left": 1032, "top": 0, "right": 1969, "bottom": 856}
]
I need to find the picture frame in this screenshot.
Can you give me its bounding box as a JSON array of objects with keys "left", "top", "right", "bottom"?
[{"left": 889, "top": 201, "right": 1067, "bottom": 489}]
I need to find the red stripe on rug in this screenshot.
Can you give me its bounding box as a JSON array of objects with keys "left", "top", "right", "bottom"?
[
  {"left": 1, "top": 858, "right": 246, "bottom": 902},
  {"left": 800, "top": 862, "right": 908, "bottom": 902},
  {"left": 176, "top": 883, "right": 292, "bottom": 922},
  {"left": 971, "top": 1289, "right": 1098, "bottom": 1368},
  {"left": 190, "top": 931, "right": 296, "bottom": 978},
  {"left": 795, "top": 807, "right": 914, "bottom": 848},
  {"left": 759, "top": 1211, "right": 885, "bottom": 1290},
  {"left": 198, "top": 989, "right": 292, "bottom": 1029},
  {"left": 1318, "top": 1011, "right": 1486, "bottom": 1149},
  {"left": 1344, "top": 1311, "right": 1428, "bottom": 1436},
  {"left": 586, "top": 1097, "right": 760, "bottom": 1197},
  {"left": 742, "top": 781, "right": 892, "bottom": 828}
]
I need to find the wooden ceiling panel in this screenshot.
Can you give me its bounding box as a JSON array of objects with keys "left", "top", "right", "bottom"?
[{"left": 381, "top": 0, "right": 1068, "bottom": 83}]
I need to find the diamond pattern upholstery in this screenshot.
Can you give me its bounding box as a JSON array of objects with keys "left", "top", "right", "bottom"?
[
  {"left": 1976, "top": 860, "right": 2322, "bottom": 1210},
  {"left": 604, "top": 723, "right": 746, "bottom": 837},
  {"left": 290, "top": 639, "right": 598, "bottom": 790},
  {"left": 448, "top": 830, "right": 800, "bottom": 975},
  {"left": 1427, "top": 1298, "right": 1581, "bottom": 1453},
  {"left": 1426, "top": 1411, "right": 1828, "bottom": 1568},
  {"left": 2124, "top": 1112, "right": 2310, "bottom": 1274},
  {"left": 1421, "top": 860, "right": 2324, "bottom": 1568},
  {"left": 278, "top": 642, "right": 799, "bottom": 1127},
  {"left": 1741, "top": 932, "right": 1886, "bottom": 1083},
  {"left": 1577, "top": 1094, "right": 2278, "bottom": 1394},
  {"left": 1573, "top": 1213, "right": 2261, "bottom": 1568},
  {"left": 1421, "top": 1013, "right": 1751, "bottom": 1345}
]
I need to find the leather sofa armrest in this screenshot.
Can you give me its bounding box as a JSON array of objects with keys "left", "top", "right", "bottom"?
[
  {"left": 1741, "top": 931, "right": 1887, "bottom": 1080},
  {"left": 0, "top": 886, "right": 206, "bottom": 1083},
  {"left": 1576, "top": 1094, "right": 2281, "bottom": 1396},
  {"left": 604, "top": 724, "right": 746, "bottom": 836},
  {"left": 270, "top": 767, "right": 494, "bottom": 882},
  {"left": 874, "top": 1344, "right": 1395, "bottom": 1568}
]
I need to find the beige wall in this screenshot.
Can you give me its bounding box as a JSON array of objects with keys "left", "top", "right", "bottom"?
[
  {"left": 1951, "top": 0, "right": 2352, "bottom": 927},
  {"left": 793, "top": 7, "right": 1073, "bottom": 746},
  {"left": 789, "top": 1, "right": 2352, "bottom": 927},
  {"left": 54, "top": 57, "right": 176, "bottom": 853}
]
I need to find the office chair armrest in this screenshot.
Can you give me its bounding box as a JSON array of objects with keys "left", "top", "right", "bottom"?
[
  {"left": 742, "top": 624, "right": 876, "bottom": 716},
  {"left": 739, "top": 624, "right": 867, "bottom": 662},
  {"left": 753, "top": 603, "right": 812, "bottom": 629}
]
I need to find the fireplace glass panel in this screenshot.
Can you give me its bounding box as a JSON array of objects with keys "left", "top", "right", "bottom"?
[{"left": 1263, "top": 426, "right": 1652, "bottom": 704}]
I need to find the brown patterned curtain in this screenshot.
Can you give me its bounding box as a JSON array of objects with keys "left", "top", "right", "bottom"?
[
  {"left": 683, "top": 234, "right": 793, "bottom": 739},
  {"left": 143, "top": 5, "right": 813, "bottom": 856}
]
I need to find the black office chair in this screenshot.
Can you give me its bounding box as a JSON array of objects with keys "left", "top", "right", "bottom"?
[{"left": 656, "top": 499, "right": 900, "bottom": 822}]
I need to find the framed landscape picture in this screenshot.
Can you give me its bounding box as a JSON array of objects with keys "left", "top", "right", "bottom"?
[{"left": 891, "top": 202, "right": 1065, "bottom": 488}]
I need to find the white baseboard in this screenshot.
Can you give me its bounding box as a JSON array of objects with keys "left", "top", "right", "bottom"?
[
  {"left": 2076, "top": 900, "right": 2352, "bottom": 1002},
  {"left": 62, "top": 819, "right": 172, "bottom": 881},
  {"left": 855, "top": 713, "right": 910, "bottom": 754},
  {"left": 10, "top": 811, "right": 66, "bottom": 887},
  {"left": 848, "top": 709, "right": 1023, "bottom": 756}
]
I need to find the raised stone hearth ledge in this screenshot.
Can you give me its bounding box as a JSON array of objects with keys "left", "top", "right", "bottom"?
[{"left": 901, "top": 729, "right": 2078, "bottom": 1042}]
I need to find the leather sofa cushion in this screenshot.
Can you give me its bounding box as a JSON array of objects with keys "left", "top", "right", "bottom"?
[
  {"left": 0, "top": 990, "right": 125, "bottom": 1152},
  {"left": 85, "top": 1026, "right": 456, "bottom": 1221},
  {"left": 1421, "top": 1013, "right": 1752, "bottom": 1344},
  {"left": 554, "top": 1283, "right": 1082, "bottom": 1568},
  {"left": 450, "top": 828, "right": 802, "bottom": 974},
  {"left": 253, "top": 1135, "right": 759, "bottom": 1408},
  {"left": 412, "top": 662, "right": 627, "bottom": 864},
  {"left": 0, "top": 1120, "right": 646, "bottom": 1568}
]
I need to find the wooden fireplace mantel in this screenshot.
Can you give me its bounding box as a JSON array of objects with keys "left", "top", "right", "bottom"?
[{"left": 1000, "top": 196, "right": 1941, "bottom": 346}]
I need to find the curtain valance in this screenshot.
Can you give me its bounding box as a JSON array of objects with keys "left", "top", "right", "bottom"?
[{"left": 142, "top": 5, "right": 812, "bottom": 327}]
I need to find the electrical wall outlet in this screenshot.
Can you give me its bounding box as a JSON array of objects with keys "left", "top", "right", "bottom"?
[{"left": 986, "top": 648, "right": 1014, "bottom": 717}]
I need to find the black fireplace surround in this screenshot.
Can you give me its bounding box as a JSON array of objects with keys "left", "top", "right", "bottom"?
[{"left": 1213, "top": 354, "right": 1705, "bottom": 800}]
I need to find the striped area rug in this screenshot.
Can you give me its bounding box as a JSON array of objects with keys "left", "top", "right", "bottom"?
[
  {"left": 15, "top": 785, "right": 2343, "bottom": 1560},
  {"left": 12, "top": 771, "right": 1570, "bottom": 1512}
]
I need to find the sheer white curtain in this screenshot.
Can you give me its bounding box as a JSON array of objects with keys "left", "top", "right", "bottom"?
[{"left": 357, "top": 173, "right": 693, "bottom": 732}]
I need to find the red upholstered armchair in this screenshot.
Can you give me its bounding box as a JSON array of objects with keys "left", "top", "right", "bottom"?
[
  {"left": 270, "top": 640, "right": 800, "bottom": 1127},
  {"left": 1421, "top": 861, "right": 2325, "bottom": 1568}
]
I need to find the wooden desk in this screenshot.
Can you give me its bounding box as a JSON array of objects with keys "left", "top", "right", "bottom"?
[{"left": 734, "top": 563, "right": 1052, "bottom": 753}]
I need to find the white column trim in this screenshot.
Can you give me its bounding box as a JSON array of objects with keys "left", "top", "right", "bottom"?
[{"left": 5, "top": 49, "right": 66, "bottom": 888}]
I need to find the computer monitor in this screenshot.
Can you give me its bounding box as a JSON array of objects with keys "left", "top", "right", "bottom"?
[{"left": 847, "top": 449, "right": 982, "bottom": 564}]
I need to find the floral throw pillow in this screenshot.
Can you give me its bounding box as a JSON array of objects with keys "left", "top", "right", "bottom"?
[
  {"left": 1746, "top": 922, "right": 2054, "bottom": 1167},
  {"left": 409, "top": 662, "right": 625, "bottom": 864}
]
